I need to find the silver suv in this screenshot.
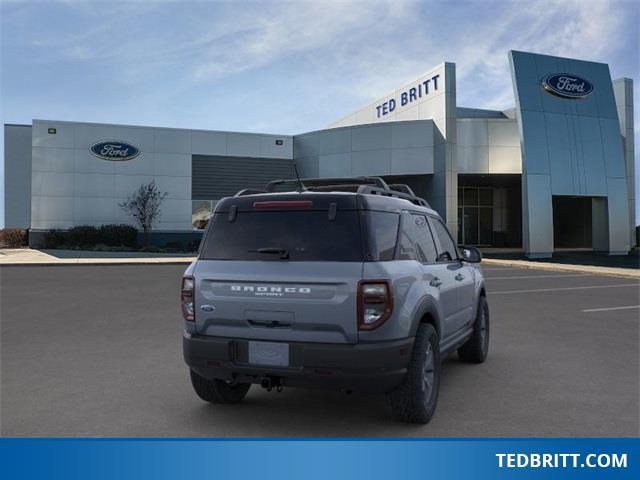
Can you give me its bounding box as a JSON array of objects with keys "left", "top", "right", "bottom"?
[{"left": 182, "top": 177, "right": 489, "bottom": 424}]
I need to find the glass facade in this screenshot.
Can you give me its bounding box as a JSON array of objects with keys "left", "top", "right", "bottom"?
[{"left": 458, "top": 187, "right": 493, "bottom": 246}]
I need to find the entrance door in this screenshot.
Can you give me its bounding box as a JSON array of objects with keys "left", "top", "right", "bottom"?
[
  {"left": 552, "top": 196, "right": 593, "bottom": 249},
  {"left": 458, "top": 187, "right": 493, "bottom": 246}
]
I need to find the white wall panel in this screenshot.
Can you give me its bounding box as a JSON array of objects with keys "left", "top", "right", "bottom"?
[
  {"left": 154, "top": 129, "right": 191, "bottom": 153},
  {"left": 391, "top": 122, "right": 433, "bottom": 149},
  {"left": 318, "top": 153, "right": 351, "bottom": 177},
  {"left": 74, "top": 197, "right": 115, "bottom": 224},
  {"left": 457, "top": 120, "right": 488, "bottom": 147},
  {"left": 32, "top": 121, "right": 74, "bottom": 148},
  {"left": 488, "top": 147, "right": 522, "bottom": 173},
  {"left": 258, "top": 135, "right": 293, "bottom": 159},
  {"left": 74, "top": 149, "right": 115, "bottom": 175},
  {"left": 457, "top": 145, "right": 489, "bottom": 173},
  {"left": 227, "top": 133, "right": 260, "bottom": 157},
  {"left": 488, "top": 120, "right": 520, "bottom": 147},
  {"left": 350, "top": 149, "right": 391, "bottom": 176},
  {"left": 74, "top": 173, "right": 115, "bottom": 198},
  {"left": 391, "top": 147, "right": 433, "bottom": 174},
  {"left": 32, "top": 172, "right": 74, "bottom": 197},
  {"left": 154, "top": 175, "right": 190, "bottom": 200},
  {"left": 191, "top": 131, "right": 227, "bottom": 155},
  {"left": 32, "top": 147, "right": 75, "bottom": 173},
  {"left": 114, "top": 175, "right": 154, "bottom": 199},
  {"left": 31, "top": 196, "right": 74, "bottom": 226},
  {"left": 154, "top": 153, "right": 191, "bottom": 177}
]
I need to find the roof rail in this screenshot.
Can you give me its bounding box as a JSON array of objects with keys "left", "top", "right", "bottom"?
[
  {"left": 357, "top": 185, "right": 430, "bottom": 208},
  {"left": 234, "top": 188, "right": 266, "bottom": 197},
  {"left": 233, "top": 176, "right": 431, "bottom": 208},
  {"left": 387, "top": 184, "right": 417, "bottom": 197},
  {"left": 265, "top": 176, "right": 390, "bottom": 192}
]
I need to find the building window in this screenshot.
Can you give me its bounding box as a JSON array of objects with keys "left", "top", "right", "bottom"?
[{"left": 192, "top": 200, "right": 218, "bottom": 230}]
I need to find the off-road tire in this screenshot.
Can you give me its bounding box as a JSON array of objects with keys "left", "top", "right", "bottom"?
[
  {"left": 386, "top": 323, "right": 440, "bottom": 424},
  {"left": 190, "top": 370, "right": 251, "bottom": 404},
  {"left": 458, "top": 295, "right": 489, "bottom": 363}
]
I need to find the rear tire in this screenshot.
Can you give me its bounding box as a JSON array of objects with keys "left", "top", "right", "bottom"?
[
  {"left": 190, "top": 370, "right": 251, "bottom": 404},
  {"left": 386, "top": 323, "right": 440, "bottom": 424},
  {"left": 458, "top": 295, "right": 489, "bottom": 363}
]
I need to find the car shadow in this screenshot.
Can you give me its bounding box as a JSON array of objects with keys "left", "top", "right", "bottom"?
[{"left": 179, "top": 355, "right": 472, "bottom": 437}]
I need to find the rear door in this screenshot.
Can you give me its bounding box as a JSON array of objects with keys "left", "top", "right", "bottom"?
[
  {"left": 193, "top": 201, "right": 364, "bottom": 344},
  {"left": 397, "top": 212, "right": 459, "bottom": 338},
  {"left": 428, "top": 216, "right": 476, "bottom": 333}
]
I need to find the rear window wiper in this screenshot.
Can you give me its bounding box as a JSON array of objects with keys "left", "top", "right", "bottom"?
[{"left": 249, "top": 247, "right": 290, "bottom": 260}]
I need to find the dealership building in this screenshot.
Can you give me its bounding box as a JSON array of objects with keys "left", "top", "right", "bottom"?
[{"left": 3, "top": 51, "right": 636, "bottom": 257}]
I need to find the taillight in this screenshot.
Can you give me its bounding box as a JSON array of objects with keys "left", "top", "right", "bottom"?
[
  {"left": 181, "top": 276, "right": 195, "bottom": 322},
  {"left": 357, "top": 280, "right": 393, "bottom": 330}
]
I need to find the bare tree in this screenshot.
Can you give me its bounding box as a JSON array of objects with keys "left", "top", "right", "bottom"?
[{"left": 119, "top": 181, "right": 168, "bottom": 245}]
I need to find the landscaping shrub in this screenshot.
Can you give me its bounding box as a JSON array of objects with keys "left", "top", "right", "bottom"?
[
  {"left": 92, "top": 243, "right": 135, "bottom": 252},
  {"left": 164, "top": 241, "right": 184, "bottom": 252},
  {"left": 138, "top": 245, "right": 167, "bottom": 253},
  {"left": 66, "top": 224, "right": 137, "bottom": 248},
  {"left": 99, "top": 224, "right": 137, "bottom": 247},
  {"left": 67, "top": 226, "right": 100, "bottom": 247},
  {"left": 187, "top": 239, "right": 201, "bottom": 253},
  {"left": 42, "top": 230, "right": 65, "bottom": 249},
  {"left": 0, "top": 229, "right": 27, "bottom": 248}
]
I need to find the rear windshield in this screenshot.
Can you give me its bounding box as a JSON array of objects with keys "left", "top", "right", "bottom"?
[{"left": 200, "top": 210, "right": 364, "bottom": 261}]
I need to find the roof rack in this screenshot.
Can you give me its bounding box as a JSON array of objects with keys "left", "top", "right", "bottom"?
[
  {"left": 234, "top": 188, "right": 266, "bottom": 197},
  {"left": 234, "top": 176, "right": 431, "bottom": 208},
  {"left": 357, "top": 185, "right": 430, "bottom": 207},
  {"left": 264, "top": 176, "right": 389, "bottom": 192},
  {"left": 387, "top": 184, "right": 416, "bottom": 197}
]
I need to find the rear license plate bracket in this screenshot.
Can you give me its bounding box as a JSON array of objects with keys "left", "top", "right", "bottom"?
[{"left": 248, "top": 341, "right": 289, "bottom": 367}]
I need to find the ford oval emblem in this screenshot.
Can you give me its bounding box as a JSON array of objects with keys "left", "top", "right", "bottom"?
[
  {"left": 541, "top": 73, "right": 594, "bottom": 99},
  {"left": 90, "top": 141, "right": 140, "bottom": 161}
]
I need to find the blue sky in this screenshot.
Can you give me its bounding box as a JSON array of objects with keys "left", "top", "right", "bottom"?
[{"left": 1, "top": 0, "right": 639, "bottom": 224}]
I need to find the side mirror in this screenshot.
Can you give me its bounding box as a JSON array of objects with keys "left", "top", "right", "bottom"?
[{"left": 461, "top": 246, "right": 482, "bottom": 263}]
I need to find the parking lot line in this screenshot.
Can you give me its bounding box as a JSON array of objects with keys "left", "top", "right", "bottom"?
[
  {"left": 486, "top": 274, "right": 588, "bottom": 280},
  {"left": 490, "top": 283, "right": 640, "bottom": 295},
  {"left": 581, "top": 305, "right": 640, "bottom": 313}
]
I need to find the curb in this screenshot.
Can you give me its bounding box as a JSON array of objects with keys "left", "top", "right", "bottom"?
[
  {"left": 0, "top": 258, "right": 196, "bottom": 267},
  {"left": 482, "top": 258, "right": 640, "bottom": 279}
]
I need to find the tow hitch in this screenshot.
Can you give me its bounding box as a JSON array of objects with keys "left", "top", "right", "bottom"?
[{"left": 260, "top": 376, "right": 284, "bottom": 392}]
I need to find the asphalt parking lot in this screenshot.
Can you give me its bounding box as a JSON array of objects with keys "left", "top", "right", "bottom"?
[{"left": 1, "top": 264, "right": 638, "bottom": 437}]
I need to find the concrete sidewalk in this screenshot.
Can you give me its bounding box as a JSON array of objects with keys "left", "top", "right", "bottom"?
[
  {"left": 1, "top": 248, "right": 638, "bottom": 279},
  {"left": 0, "top": 248, "right": 196, "bottom": 265},
  {"left": 483, "top": 258, "right": 639, "bottom": 279}
]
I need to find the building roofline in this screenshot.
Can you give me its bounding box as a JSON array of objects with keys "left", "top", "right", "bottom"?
[
  {"left": 296, "top": 118, "right": 436, "bottom": 137},
  {"left": 31, "top": 119, "right": 293, "bottom": 138}
]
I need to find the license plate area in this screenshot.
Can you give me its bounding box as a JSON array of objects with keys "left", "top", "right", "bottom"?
[{"left": 248, "top": 341, "right": 289, "bottom": 367}]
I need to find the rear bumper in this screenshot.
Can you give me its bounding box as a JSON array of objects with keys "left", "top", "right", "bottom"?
[{"left": 183, "top": 333, "right": 414, "bottom": 393}]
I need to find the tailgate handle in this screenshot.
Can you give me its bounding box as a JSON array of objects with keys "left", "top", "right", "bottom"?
[{"left": 247, "top": 319, "right": 292, "bottom": 329}]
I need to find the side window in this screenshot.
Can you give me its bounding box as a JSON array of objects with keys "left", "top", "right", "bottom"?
[
  {"left": 364, "top": 211, "right": 400, "bottom": 261},
  {"left": 396, "top": 213, "right": 438, "bottom": 263},
  {"left": 431, "top": 218, "right": 458, "bottom": 262}
]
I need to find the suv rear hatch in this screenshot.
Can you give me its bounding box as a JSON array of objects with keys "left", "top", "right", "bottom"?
[{"left": 193, "top": 194, "right": 363, "bottom": 344}]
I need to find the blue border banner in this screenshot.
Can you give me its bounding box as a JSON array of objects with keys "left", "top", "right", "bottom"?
[{"left": 0, "top": 438, "right": 637, "bottom": 479}]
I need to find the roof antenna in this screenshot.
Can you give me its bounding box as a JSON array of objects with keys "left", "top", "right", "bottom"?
[{"left": 293, "top": 164, "right": 305, "bottom": 193}]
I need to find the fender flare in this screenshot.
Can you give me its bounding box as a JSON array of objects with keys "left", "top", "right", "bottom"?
[{"left": 409, "top": 295, "right": 443, "bottom": 338}]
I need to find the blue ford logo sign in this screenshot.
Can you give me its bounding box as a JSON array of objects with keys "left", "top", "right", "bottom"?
[
  {"left": 542, "top": 73, "right": 594, "bottom": 99},
  {"left": 90, "top": 141, "right": 140, "bottom": 161}
]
